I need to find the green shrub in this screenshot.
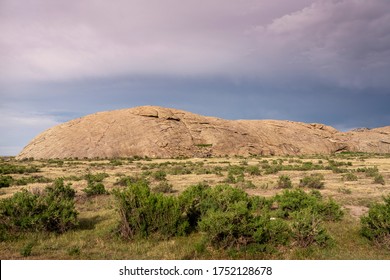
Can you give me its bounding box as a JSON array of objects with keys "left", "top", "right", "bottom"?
[
  {"left": 178, "top": 183, "right": 210, "bottom": 231},
  {"left": 274, "top": 189, "right": 318, "bottom": 218},
  {"left": 152, "top": 170, "right": 167, "bottom": 181},
  {"left": 14, "top": 175, "right": 52, "bottom": 186},
  {"left": 183, "top": 184, "right": 291, "bottom": 249},
  {"left": 228, "top": 165, "right": 245, "bottom": 176},
  {"left": 152, "top": 181, "right": 174, "bottom": 193},
  {"left": 361, "top": 195, "right": 390, "bottom": 248},
  {"left": 357, "top": 166, "right": 379, "bottom": 177},
  {"left": 291, "top": 209, "right": 332, "bottom": 247},
  {"left": 251, "top": 215, "right": 291, "bottom": 247},
  {"left": 224, "top": 172, "right": 236, "bottom": 184},
  {"left": 0, "top": 179, "right": 78, "bottom": 238},
  {"left": 84, "top": 173, "right": 109, "bottom": 183},
  {"left": 20, "top": 241, "right": 35, "bottom": 257},
  {"left": 198, "top": 201, "right": 254, "bottom": 248},
  {"left": 200, "top": 185, "right": 251, "bottom": 213},
  {"left": 114, "top": 181, "right": 188, "bottom": 240},
  {"left": 198, "top": 198, "right": 290, "bottom": 249},
  {"left": 373, "top": 174, "right": 385, "bottom": 185},
  {"left": 343, "top": 172, "right": 358, "bottom": 181},
  {"left": 112, "top": 181, "right": 341, "bottom": 250},
  {"left": 277, "top": 175, "right": 293, "bottom": 189},
  {"left": 114, "top": 175, "right": 149, "bottom": 187},
  {"left": 314, "top": 199, "right": 344, "bottom": 221},
  {"left": 246, "top": 165, "right": 261, "bottom": 176},
  {"left": 299, "top": 173, "right": 325, "bottom": 189},
  {"left": 0, "top": 163, "right": 39, "bottom": 174},
  {"left": 110, "top": 159, "right": 123, "bottom": 166},
  {"left": 236, "top": 180, "right": 256, "bottom": 189},
  {"left": 83, "top": 182, "right": 108, "bottom": 196},
  {"left": 0, "top": 175, "right": 13, "bottom": 188},
  {"left": 274, "top": 189, "right": 343, "bottom": 221}
]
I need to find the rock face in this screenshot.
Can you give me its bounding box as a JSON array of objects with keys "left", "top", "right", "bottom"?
[{"left": 16, "top": 106, "right": 390, "bottom": 159}]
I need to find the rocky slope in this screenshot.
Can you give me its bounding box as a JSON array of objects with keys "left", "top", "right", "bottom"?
[{"left": 16, "top": 106, "right": 390, "bottom": 159}]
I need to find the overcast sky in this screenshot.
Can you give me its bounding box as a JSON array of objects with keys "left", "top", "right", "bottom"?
[{"left": 1, "top": 0, "right": 390, "bottom": 156}]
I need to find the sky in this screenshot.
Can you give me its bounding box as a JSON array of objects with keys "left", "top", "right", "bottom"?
[{"left": 1, "top": 0, "right": 390, "bottom": 156}]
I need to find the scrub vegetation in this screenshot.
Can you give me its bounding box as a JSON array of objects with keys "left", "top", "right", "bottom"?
[{"left": 0, "top": 152, "right": 389, "bottom": 259}]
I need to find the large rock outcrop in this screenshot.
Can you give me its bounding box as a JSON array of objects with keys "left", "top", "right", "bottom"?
[{"left": 16, "top": 106, "right": 390, "bottom": 159}]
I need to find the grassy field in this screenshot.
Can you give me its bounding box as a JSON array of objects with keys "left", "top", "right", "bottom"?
[{"left": 1, "top": 152, "right": 390, "bottom": 259}]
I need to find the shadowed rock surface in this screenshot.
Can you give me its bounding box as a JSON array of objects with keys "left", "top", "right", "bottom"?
[{"left": 16, "top": 106, "right": 390, "bottom": 159}]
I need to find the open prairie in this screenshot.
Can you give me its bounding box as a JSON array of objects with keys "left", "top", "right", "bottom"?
[{"left": 1, "top": 152, "right": 390, "bottom": 260}]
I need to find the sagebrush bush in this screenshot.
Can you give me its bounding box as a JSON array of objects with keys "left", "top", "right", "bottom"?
[
  {"left": 299, "top": 173, "right": 325, "bottom": 189},
  {"left": 0, "top": 179, "right": 78, "bottom": 239},
  {"left": 84, "top": 173, "right": 109, "bottom": 183},
  {"left": 361, "top": 195, "right": 390, "bottom": 249},
  {"left": 14, "top": 175, "right": 52, "bottom": 186},
  {"left": 114, "top": 181, "right": 342, "bottom": 250},
  {"left": 236, "top": 180, "right": 256, "bottom": 189},
  {"left": 197, "top": 187, "right": 290, "bottom": 249},
  {"left": 373, "top": 174, "right": 385, "bottom": 185},
  {"left": 357, "top": 166, "right": 379, "bottom": 177},
  {"left": 0, "top": 175, "right": 13, "bottom": 188},
  {"left": 246, "top": 165, "right": 261, "bottom": 176},
  {"left": 343, "top": 172, "right": 358, "bottom": 181},
  {"left": 277, "top": 175, "right": 293, "bottom": 189},
  {"left": 152, "top": 170, "right": 167, "bottom": 181},
  {"left": 152, "top": 181, "right": 174, "bottom": 193},
  {"left": 83, "top": 182, "right": 108, "bottom": 196},
  {"left": 0, "top": 163, "right": 39, "bottom": 175},
  {"left": 291, "top": 209, "right": 332, "bottom": 247},
  {"left": 114, "top": 175, "right": 149, "bottom": 187},
  {"left": 198, "top": 201, "right": 254, "bottom": 248},
  {"left": 274, "top": 189, "right": 343, "bottom": 221},
  {"left": 114, "top": 181, "right": 188, "bottom": 240}
]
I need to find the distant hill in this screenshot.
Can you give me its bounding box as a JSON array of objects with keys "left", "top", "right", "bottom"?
[{"left": 16, "top": 106, "right": 390, "bottom": 159}]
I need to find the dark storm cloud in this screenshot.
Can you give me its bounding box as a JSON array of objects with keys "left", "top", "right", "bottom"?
[{"left": 1, "top": 0, "right": 389, "bottom": 155}]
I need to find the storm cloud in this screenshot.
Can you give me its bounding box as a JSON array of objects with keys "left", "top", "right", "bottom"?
[{"left": 1, "top": 0, "right": 390, "bottom": 155}]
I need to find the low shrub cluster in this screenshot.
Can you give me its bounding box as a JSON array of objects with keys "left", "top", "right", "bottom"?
[
  {"left": 299, "top": 174, "right": 325, "bottom": 189},
  {"left": 277, "top": 175, "right": 293, "bottom": 189},
  {"left": 114, "top": 182, "right": 187, "bottom": 240},
  {"left": 152, "top": 170, "right": 167, "bottom": 181},
  {"left": 83, "top": 182, "right": 108, "bottom": 196},
  {"left": 343, "top": 172, "right": 358, "bottom": 181},
  {"left": 0, "top": 179, "right": 78, "bottom": 240},
  {"left": 14, "top": 175, "right": 53, "bottom": 186},
  {"left": 361, "top": 195, "right": 390, "bottom": 249},
  {"left": 114, "top": 175, "right": 148, "bottom": 187},
  {"left": 357, "top": 167, "right": 386, "bottom": 185},
  {"left": 273, "top": 189, "right": 343, "bottom": 222},
  {"left": 115, "top": 181, "right": 342, "bottom": 250},
  {"left": 84, "top": 173, "right": 109, "bottom": 182},
  {"left": 0, "top": 163, "right": 40, "bottom": 175},
  {"left": 152, "top": 181, "right": 174, "bottom": 193},
  {"left": 0, "top": 175, "right": 13, "bottom": 188},
  {"left": 83, "top": 173, "right": 109, "bottom": 196}
]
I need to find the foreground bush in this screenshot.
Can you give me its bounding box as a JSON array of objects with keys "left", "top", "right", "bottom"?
[
  {"left": 361, "top": 195, "right": 390, "bottom": 249},
  {"left": 274, "top": 189, "right": 343, "bottom": 221},
  {"left": 0, "top": 179, "right": 78, "bottom": 239},
  {"left": 115, "top": 181, "right": 342, "bottom": 250},
  {"left": 291, "top": 209, "right": 332, "bottom": 247},
  {"left": 114, "top": 182, "right": 188, "bottom": 239}
]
